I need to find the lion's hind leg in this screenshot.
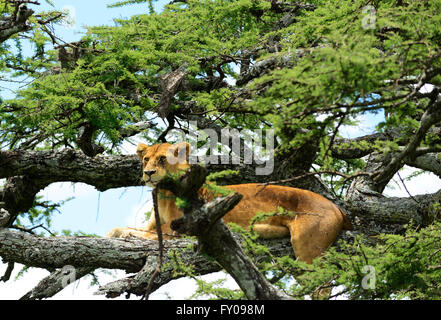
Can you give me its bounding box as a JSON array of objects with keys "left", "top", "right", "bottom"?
[
  {"left": 285, "top": 211, "right": 343, "bottom": 264},
  {"left": 251, "top": 223, "right": 290, "bottom": 239},
  {"left": 106, "top": 227, "right": 154, "bottom": 240}
]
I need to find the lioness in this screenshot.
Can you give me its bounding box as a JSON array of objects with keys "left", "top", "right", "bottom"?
[{"left": 107, "top": 142, "right": 352, "bottom": 263}]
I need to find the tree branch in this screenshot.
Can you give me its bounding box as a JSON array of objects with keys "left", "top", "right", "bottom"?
[
  {"left": 346, "top": 182, "right": 441, "bottom": 233},
  {"left": 20, "top": 266, "right": 95, "bottom": 300},
  {"left": 0, "top": 149, "right": 143, "bottom": 191},
  {"left": 0, "top": 229, "right": 150, "bottom": 272},
  {"left": 406, "top": 153, "right": 441, "bottom": 178},
  {"left": 371, "top": 99, "right": 441, "bottom": 191},
  {"left": 0, "top": 3, "right": 34, "bottom": 43}
]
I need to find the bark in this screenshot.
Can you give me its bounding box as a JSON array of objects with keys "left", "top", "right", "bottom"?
[
  {"left": 0, "top": 208, "right": 10, "bottom": 228},
  {"left": 76, "top": 122, "right": 105, "bottom": 157},
  {"left": 2, "top": 176, "right": 51, "bottom": 219},
  {"left": 0, "top": 149, "right": 143, "bottom": 224},
  {"left": 406, "top": 153, "right": 441, "bottom": 178},
  {"left": 157, "top": 67, "right": 187, "bottom": 119},
  {"left": 369, "top": 99, "right": 441, "bottom": 192},
  {"left": 95, "top": 237, "right": 221, "bottom": 298},
  {"left": 0, "top": 228, "right": 149, "bottom": 272},
  {"left": 0, "top": 148, "right": 143, "bottom": 191},
  {"left": 95, "top": 236, "right": 294, "bottom": 299},
  {"left": 194, "top": 205, "right": 291, "bottom": 300},
  {"left": 0, "top": 4, "right": 34, "bottom": 43},
  {"left": 346, "top": 186, "right": 441, "bottom": 234},
  {"left": 20, "top": 266, "right": 95, "bottom": 300}
]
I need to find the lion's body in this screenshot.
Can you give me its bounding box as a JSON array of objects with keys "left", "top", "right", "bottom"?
[{"left": 107, "top": 143, "right": 352, "bottom": 263}]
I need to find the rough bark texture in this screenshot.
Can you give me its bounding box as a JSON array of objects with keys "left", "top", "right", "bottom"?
[
  {"left": 0, "top": 228, "right": 149, "bottom": 272},
  {"left": 0, "top": 149, "right": 143, "bottom": 191},
  {"left": 20, "top": 266, "right": 95, "bottom": 300},
  {"left": 0, "top": 3, "right": 34, "bottom": 43}
]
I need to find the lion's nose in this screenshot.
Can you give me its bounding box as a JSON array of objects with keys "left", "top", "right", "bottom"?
[{"left": 143, "top": 169, "right": 156, "bottom": 176}]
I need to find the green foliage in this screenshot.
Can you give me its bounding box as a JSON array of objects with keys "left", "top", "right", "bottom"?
[
  {"left": 250, "top": 0, "right": 441, "bottom": 164},
  {"left": 58, "top": 230, "right": 98, "bottom": 237},
  {"left": 189, "top": 275, "right": 245, "bottom": 300},
  {"left": 13, "top": 196, "right": 73, "bottom": 236},
  {"left": 203, "top": 182, "right": 234, "bottom": 198},
  {"left": 250, "top": 207, "right": 297, "bottom": 227},
  {"left": 206, "top": 169, "right": 240, "bottom": 182},
  {"left": 233, "top": 221, "right": 441, "bottom": 300},
  {"left": 175, "top": 196, "right": 190, "bottom": 210},
  {"left": 0, "top": 0, "right": 282, "bottom": 151},
  {"left": 3, "top": 0, "right": 440, "bottom": 183},
  {"left": 166, "top": 247, "right": 197, "bottom": 278},
  {"left": 109, "top": 0, "right": 152, "bottom": 8},
  {"left": 144, "top": 208, "right": 153, "bottom": 221},
  {"left": 165, "top": 244, "right": 246, "bottom": 300}
]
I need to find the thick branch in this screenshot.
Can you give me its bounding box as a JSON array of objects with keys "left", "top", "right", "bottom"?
[
  {"left": 0, "top": 208, "right": 11, "bottom": 227},
  {"left": 331, "top": 129, "right": 403, "bottom": 159},
  {"left": 157, "top": 67, "right": 187, "bottom": 119},
  {"left": 371, "top": 99, "right": 441, "bottom": 190},
  {"left": 188, "top": 196, "right": 290, "bottom": 299},
  {"left": 76, "top": 122, "right": 105, "bottom": 157},
  {"left": 346, "top": 182, "right": 441, "bottom": 232},
  {"left": 0, "top": 148, "right": 143, "bottom": 191},
  {"left": 0, "top": 229, "right": 150, "bottom": 272},
  {"left": 0, "top": 224, "right": 292, "bottom": 299},
  {"left": 1, "top": 176, "right": 51, "bottom": 224},
  {"left": 96, "top": 236, "right": 294, "bottom": 299},
  {"left": 95, "top": 238, "right": 220, "bottom": 298},
  {"left": 0, "top": 4, "right": 34, "bottom": 43},
  {"left": 236, "top": 52, "right": 297, "bottom": 86},
  {"left": 118, "top": 121, "right": 156, "bottom": 139},
  {"left": 20, "top": 266, "right": 94, "bottom": 300},
  {"left": 406, "top": 153, "right": 441, "bottom": 178}
]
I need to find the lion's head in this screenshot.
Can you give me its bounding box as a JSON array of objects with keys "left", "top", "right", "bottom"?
[{"left": 136, "top": 142, "right": 191, "bottom": 187}]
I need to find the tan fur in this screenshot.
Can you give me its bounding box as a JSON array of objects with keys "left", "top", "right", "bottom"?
[{"left": 107, "top": 142, "right": 352, "bottom": 263}]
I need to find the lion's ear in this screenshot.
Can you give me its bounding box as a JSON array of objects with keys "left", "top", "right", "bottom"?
[
  {"left": 173, "top": 142, "right": 190, "bottom": 158},
  {"left": 167, "top": 142, "right": 190, "bottom": 162},
  {"left": 136, "top": 143, "right": 149, "bottom": 159}
]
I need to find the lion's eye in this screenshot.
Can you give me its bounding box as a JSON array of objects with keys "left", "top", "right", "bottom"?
[
  {"left": 158, "top": 156, "right": 167, "bottom": 166},
  {"left": 144, "top": 157, "right": 149, "bottom": 163}
]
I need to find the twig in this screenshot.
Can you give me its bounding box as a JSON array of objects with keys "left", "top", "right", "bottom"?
[
  {"left": 397, "top": 171, "right": 420, "bottom": 204},
  {"left": 0, "top": 262, "right": 14, "bottom": 282},
  {"left": 143, "top": 187, "right": 164, "bottom": 300},
  {"left": 258, "top": 170, "right": 371, "bottom": 189},
  {"left": 10, "top": 223, "right": 55, "bottom": 236}
]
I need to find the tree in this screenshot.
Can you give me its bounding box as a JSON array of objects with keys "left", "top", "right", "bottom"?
[{"left": 1, "top": 0, "right": 441, "bottom": 300}]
